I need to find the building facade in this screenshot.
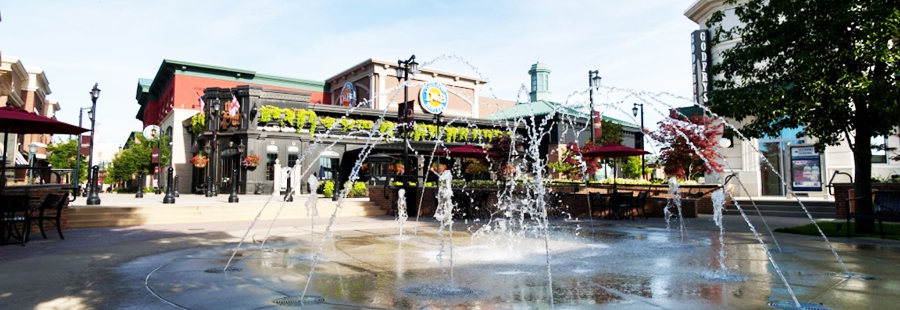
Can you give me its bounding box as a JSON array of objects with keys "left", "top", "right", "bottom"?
[
  {"left": 684, "top": 0, "right": 900, "bottom": 198},
  {"left": 136, "top": 58, "right": 517, "bottom": 196},
  {"left": 1, "top": 53, "right": 60, "bottom": 182}
]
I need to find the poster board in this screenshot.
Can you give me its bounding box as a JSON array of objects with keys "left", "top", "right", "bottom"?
[{"left": 790, "top": 146, "right": 822, "bottom": 192}]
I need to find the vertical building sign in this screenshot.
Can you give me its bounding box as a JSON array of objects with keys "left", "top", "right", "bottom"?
[
  {"left": 398, "top": 101, "right": 415, "bottom": 135},
  {"left": 80, "top": 135, "right": 92, "bottom": 156},
  {"left": 790, "top": 146, "right": 822, "bottom": 192},
  {"left": 592, "top": 111, "right": 602, "bottom": 140},
  {"left": 692, "top": 29, "right": 712, "bottom": 105}
]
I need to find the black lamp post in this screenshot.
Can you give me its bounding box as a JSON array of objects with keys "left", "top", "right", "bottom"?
[
  {"left": 136, "top": 172, "right": 144, "bottom": 198},
  {"left": 205, "top": 99, "right": 220, "bottom": 197},
  {"left": 228, "top": 141, "right": 241, "bottom": 203},
  {"left": 204, "top": 142, "right": 212, "bottom": 197},
  {"left": 588, "top": 70, "right": 601, "bottom": 143},
  {"left": 397, "top": 55, "right": 418, "bottom": 215},
  {"left": 632, "top": 103, "right": 644, "bottom": 180},
  {"left": 396, "top": 55, "right": 418, "bottom": 187},
  {"left": 86, "top": 83, "right": 102, "bottom": 205}
]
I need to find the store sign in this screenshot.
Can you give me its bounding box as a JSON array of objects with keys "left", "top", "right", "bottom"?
[
  {"left": 790, "top": 146, "right": 822, "bottom": 192},
  {"left": 419, "top": 82, "right": 448, "bottom": 114},
  {"left": 691, "top": 29, "right": 712, "bottom": 105},
  {"left": 143, "top": 125, "right": 161, "bottom": 140},
  {"left": 339, "top": 82, "right": 356, "bottom": 107}
]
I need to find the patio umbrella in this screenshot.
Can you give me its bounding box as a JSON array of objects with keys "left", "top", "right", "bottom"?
[
  {"left": 582, "top": 144, "right": 650, "bottom": 193},
  {"left": 0, "top": 106, "right": 90, "bottom": 187},
  {"left": 432, "top": 144, "right": 499, "bottom": 159}
]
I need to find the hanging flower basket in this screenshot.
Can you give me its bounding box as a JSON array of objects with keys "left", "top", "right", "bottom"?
[
  {"left": 242, "top": 154, "right": 261, "bottom": 168},
  {"left": 190, "top": 155, "right": 209, "bottom": 168},
  {"left": 388, "top": 163, "right": 404, "bottom": 175}
]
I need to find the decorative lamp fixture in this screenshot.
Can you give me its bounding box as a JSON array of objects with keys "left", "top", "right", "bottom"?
[
  {"left": 719, "top": 137, "right": 732, "bottom": 148},
  {"left": 91, "top": 83, "right": 101, "bottom": 101}
]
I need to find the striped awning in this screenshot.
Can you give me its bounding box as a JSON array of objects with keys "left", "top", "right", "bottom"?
[{"left": 15, "top": 151, "right": 27, "bottom": 165}]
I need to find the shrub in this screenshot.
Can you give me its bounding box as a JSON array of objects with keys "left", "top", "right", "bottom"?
[
  {"left": 349, "top": 182, "right": 367, "bottom": 198},
  {"left": 323, "top": 180, "right": 335, "bottom": 198}
]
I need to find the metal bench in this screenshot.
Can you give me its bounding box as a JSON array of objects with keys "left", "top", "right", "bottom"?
[{"left": 846, "top": 191, "right": 900, "bottom": 239}]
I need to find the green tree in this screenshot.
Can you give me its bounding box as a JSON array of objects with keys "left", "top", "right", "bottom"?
[
  {"left": 47, "top": 138, "right": 88, "bottom": 183},
  {"left": 597, "top": 119, "right": 623, "bottom": 145},
  {"left": 707, "top": 0, "right": 900, "bottom": 232},
  {"left": 621, "top": 156, "right": 650, "bottom": 179},
  {"left": 107, "top": 135, "right": 171, "bottom": 184}
]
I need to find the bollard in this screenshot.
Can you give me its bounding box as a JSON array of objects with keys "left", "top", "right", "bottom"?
[
  {"left": 163, "top": 167, "right": 176, "bottom": 204},
  {"left": 136, "top": 172, "right": 144, "bottom": 198},
  {"left": 174, "top": 175, "right": 180, "bottom": 197},
  {"left": 86, "top": 165, "right": 101, "bottom": 205}
]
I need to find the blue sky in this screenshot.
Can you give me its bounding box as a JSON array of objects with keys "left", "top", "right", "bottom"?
[{"left": 1, "top": 0, "right": 701, "bottom": 147}]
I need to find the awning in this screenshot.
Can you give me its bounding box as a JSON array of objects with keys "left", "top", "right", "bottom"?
[
  {"left": 373, "top": 141, "right": 467, "bottom": 153},
  {"left": 15, "top": 151, "right": 27, "bottom": 165}
]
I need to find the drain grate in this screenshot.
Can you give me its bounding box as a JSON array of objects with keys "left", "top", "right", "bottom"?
[
  {"left": 768, "top": 301, "right": 833, "bottom": 310},
  {"left": 828, "top": 272, "right": 875, "bottom": 280},
  {"left": 272, "top": 295, "right": 325, "bottom": 306},
  {"left": 203, "top": 267, "right": 242, "bottom": 273}
]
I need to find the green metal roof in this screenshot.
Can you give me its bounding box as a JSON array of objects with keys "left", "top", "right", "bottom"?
[{"left": 485, "top": 100, "right": 638, "bottom": 128}]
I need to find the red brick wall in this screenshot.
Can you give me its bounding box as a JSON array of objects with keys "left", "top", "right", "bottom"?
[
  {"left": 2, "top": 185, "right": 70, "bottom": 234},
  {"left": 368, "top": 185, "right": 708, "bottom": 219}
]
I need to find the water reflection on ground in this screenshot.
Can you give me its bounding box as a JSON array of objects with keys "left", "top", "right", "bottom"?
[{"left": 143, "top": 221, "right": 897, "bottom": 309}]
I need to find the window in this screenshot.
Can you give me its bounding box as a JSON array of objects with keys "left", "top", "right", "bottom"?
[
  {"left": 319, "top": 158, "right": 332, "bottom": 180},
  {"left": 872, "top": 135, "right": 888, "bottom": 164},
  {"left": 287, "top": 146, "right": 300, "bottom": 168},
  {"left": 266, "top": 154, "right": 278, "bottom": 180}
]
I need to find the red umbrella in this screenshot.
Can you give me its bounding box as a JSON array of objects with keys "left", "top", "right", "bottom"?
[
  {"left": 1, "top": 106, "right": 90, "bottom": 187},
  {"left": 432, "top": 144, "right": 499, "bottom": 159},
  {"left": 582, "top": 144, "right": 650, "bottom": 193}
]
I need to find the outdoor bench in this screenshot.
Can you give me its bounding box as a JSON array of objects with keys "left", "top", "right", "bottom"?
[{"left": 846, "top": 190, "right": 900, "bottom": 239}]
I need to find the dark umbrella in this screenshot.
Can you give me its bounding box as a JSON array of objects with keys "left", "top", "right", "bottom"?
[
  {"left": 0, "top": 106, "right": 90, "bottom": 187},
  {"left": 432, "top": 144, "right": 499, "bottom": 159},
  {"left": 582, "top": 144, "right": 650, "bottom": 193}
]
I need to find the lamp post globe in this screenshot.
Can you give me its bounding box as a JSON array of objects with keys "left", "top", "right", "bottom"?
[{"left": 86, "top": 83, "right": 102, "bottom": 205}]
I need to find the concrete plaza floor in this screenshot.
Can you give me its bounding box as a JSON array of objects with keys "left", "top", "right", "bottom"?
[{"left": 1, "top": 206, "right": 898, "bottom": 309}]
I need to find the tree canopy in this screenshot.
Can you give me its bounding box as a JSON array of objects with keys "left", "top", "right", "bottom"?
[
  {"left": 647, "top": 115, "right": 724, "bottom": 180},
  {"left": 47, "top": 138, "right": 88, "bottom": 183},
  {"left": 708, "top": 0, "right": 899, "bottom": 231},
  {"left": 107, "top": 135, "right": 170, "bottom": 184}
]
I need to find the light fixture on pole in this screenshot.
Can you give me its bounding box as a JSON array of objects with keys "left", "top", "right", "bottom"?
[
  {"left": 632, "top": 103, "right": 645, "bottom": 180},
  {"left": 397, "top": 54, "right": 417, "bottom": 212},
  {"left": 86, "top": 83, "right": 102, "bottom": 205},
  {"left": 588, "top": 70, "right": 601, "bottom": 143},
  {"left": 28, "top": 142, "right": 38, "bottom": 184},
  {"left": 74, "top": 107, "right": 92, "bottom": 196}
]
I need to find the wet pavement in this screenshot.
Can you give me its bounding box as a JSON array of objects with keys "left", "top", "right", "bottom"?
[{"left": 1, "top": 214, "right": 898, "bottom": 309}]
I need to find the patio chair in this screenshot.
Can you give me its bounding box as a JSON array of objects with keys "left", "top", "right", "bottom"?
[
  {"left": 34, "top": 192, "right": 68, "bottom": 239},
  {"left": 610, "top": 192, "right": 635, "bottom": 220},
  {"left": 1, "top": 195, "right": 34, "bottom": 246},
  {"left": 633, "top": 191, "right": 648, "bottom": 219}
]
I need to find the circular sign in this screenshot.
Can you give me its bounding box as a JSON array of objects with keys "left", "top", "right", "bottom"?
[
  {"left": 419, "top": 82, "right": 448, "bottom": 114},
  {"left": 143, "top": 125, "right": 161, "bottom": 140},
  {"left": 339, "top": 82, "right": 355, "bottom": 107}
]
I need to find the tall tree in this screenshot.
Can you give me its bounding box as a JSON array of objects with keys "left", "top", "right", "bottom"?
[
  {"left": 647, "top": 115, "right": 724, "bottom": 181},
  {"left": 707, "top": 0, "right": 900, "bottom": 232},
  {"left": 107, "top": 135, "right": 171, "bottom": 184},
  {"left": 47, "top": 138, "right": 88, "bottom": 183}
]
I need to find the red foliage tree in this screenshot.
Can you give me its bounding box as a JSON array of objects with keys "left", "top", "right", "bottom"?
[
  {"left": 548, "top": 141, "right": 603, "bottom": 180},
  {"left": 647, "top": 115, "right": 724, "bottom": 180}
]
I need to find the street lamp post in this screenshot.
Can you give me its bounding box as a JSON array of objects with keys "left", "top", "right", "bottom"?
[
  {"left": 632, "top": 103, "right": 644, "bottom": 180},
  {"left": 28, "top": 143, "right": 38, "bottom": 184},
  {"left": 205, "top": 99, "right": 220, "bottom": 197},
  {"left": 86, "top": 83, "right": 102, "bottom": 205},
  {"left": 396, "top": 54, "right": 418, "bottom": 213},
  {"left": 228, "top": 141, "right": 242, "bottom": 203},
  {"left": 588, "top": 70, "right": 602, "bottom": 143},
  {"left": 74, "top": 107, "right": 92, "bottom": 196}
]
